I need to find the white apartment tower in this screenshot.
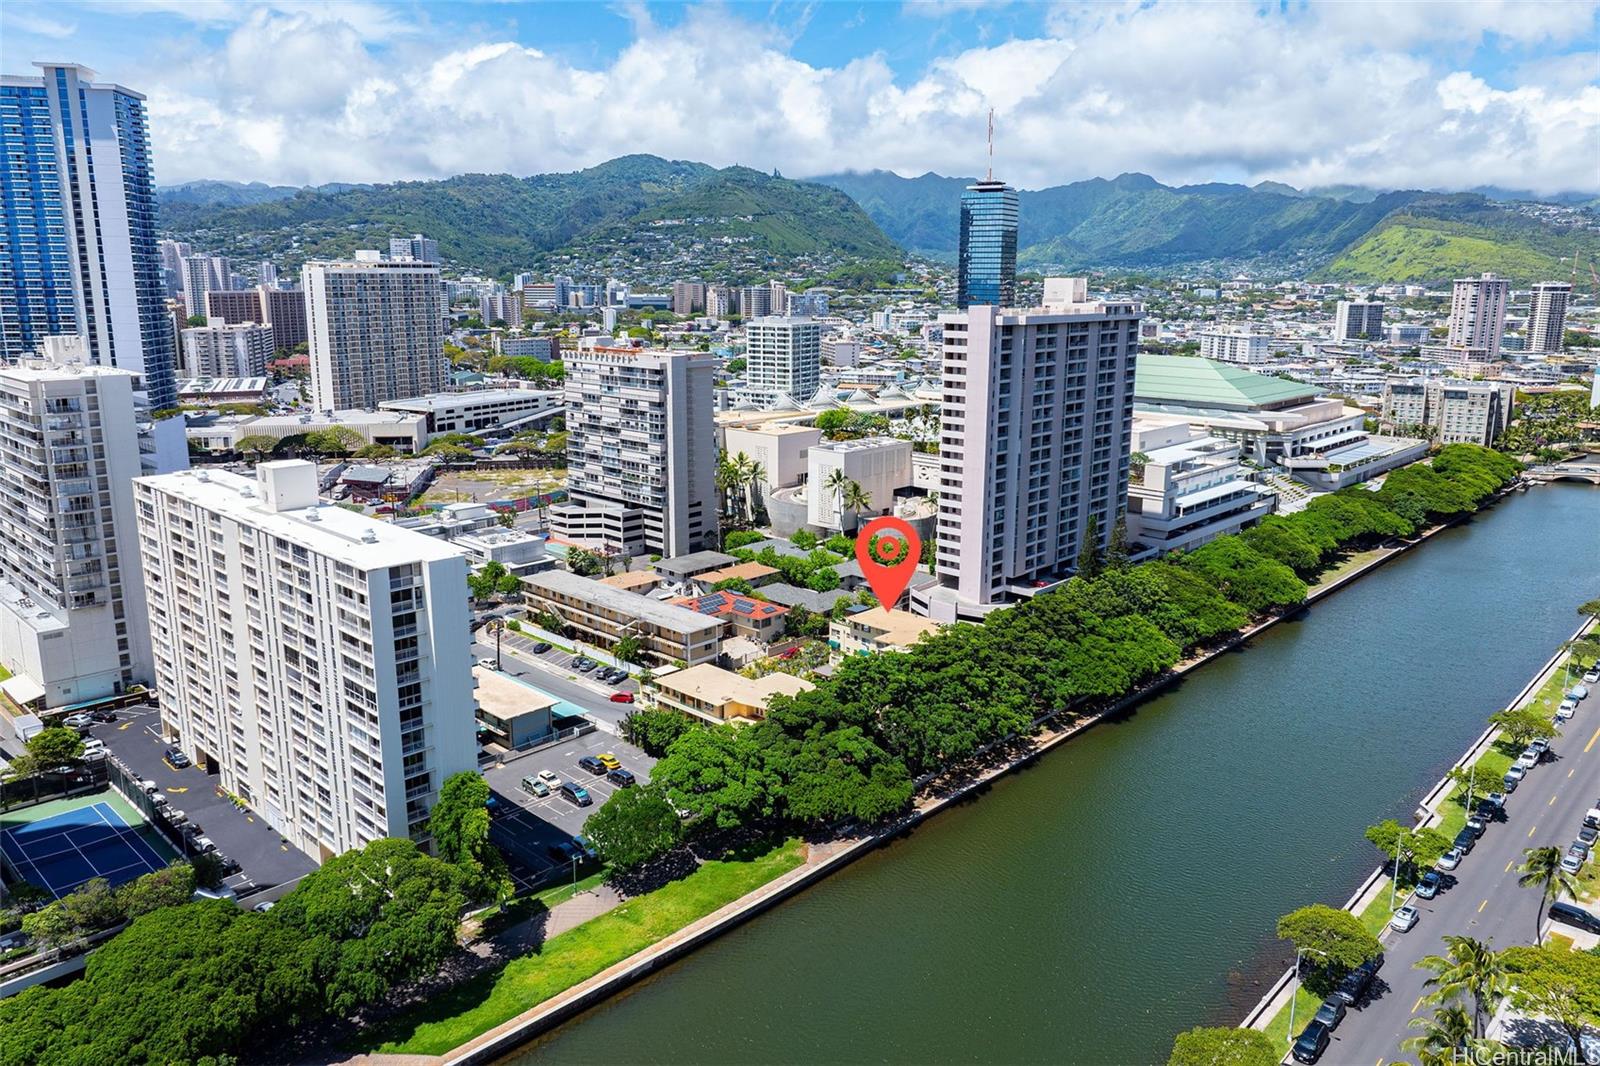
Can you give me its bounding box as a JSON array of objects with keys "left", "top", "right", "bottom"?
[
  {"left": 915, "top": 278, "right": 1139, "bottom": 622},
  {"left": 1198, "top": 327, "right": 1272, "bottom": 365},
  {"left": 550, "top": 347, "right": 718, "bottom": 557},
  {"left": 180, "top": 319, "right": 274, "bottom": 378},
  {"left": 0, "top": 342, "right": 162, "bottom": 709},
  {"left": 180, "top": 255, "right": 229, "bottom": 316},
  {"left": 1526, "top": 282, "right": 1571, "bottom": 355},
  {"left": 1333, "top": 300, "right": 1384, "bottom": 342},
  {"left": 744, "top": 316, "right": 821, "bottom": 403},
  {"left": 388, "top": 234, "right": 439, "bottom": 264},
  {"left": 1447, "top": 273, "right": 1510, "bottom": 355},
  {"left": 134, "top": 461, "right": 477, "bottom": 861},
  {"left": 305, "top": 255, "right": 447, "bottom": 411}
]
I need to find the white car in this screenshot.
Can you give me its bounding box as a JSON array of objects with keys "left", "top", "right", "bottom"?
[
  {"left": 1571, "top": 684, "right": 1591, "bottom": 701},
  {"left": 1437, "top": 848, "right": 1464, "bottom": 871},
  {"left": 1558, "top": 698, "right": 1578, "bottom": 721},
  {"left": 1516, "top": 749, "right": 1540, "bottom": 771},
  {"left": 1583, "top": 668, "right": 1600, "bottom": 685},
  {"left": 80, "top": 737, "right": 106, "bottom": 753},
  {"left": 1390, "top": 905, "right": 1420, "bottom": 933},
  {"left": 1560, "top": 847, "right": 1585, "bottom": 875},
  {"left": 477, "top": 657, "right": 497, "bottom": 669},
  {"left": 62, "top": 713, "right": 93, "bottom": 730},
  {"left": 537, "top": 769, "right": 561, "bottom": 788}
]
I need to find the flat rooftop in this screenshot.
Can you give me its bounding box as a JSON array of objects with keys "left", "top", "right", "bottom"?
[
  {"left": 380, "top": 388, "right": 559, "bottom": 411},
  {"left": 136, "top": 467, "right": 468, "bottom": 569},
  {"left": 653, "top": 662, "right": 813, "bottom": 708},
  {"left": 525, "top": 570, "right": 723, "bottom": 635},
  {"left": 472, "top": 667, "right": 557, "bottom": 720}
]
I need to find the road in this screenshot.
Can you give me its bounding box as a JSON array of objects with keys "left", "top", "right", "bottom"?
[
  {"left": 471, "top": 631, "right": 639, "bottom": 733},
  {"left": 1322, "top": 685, "right": 1600, "bottom": 1065}
]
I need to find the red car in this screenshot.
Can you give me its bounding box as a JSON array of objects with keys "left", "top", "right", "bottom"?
[{"left": 609, "top": 691, "right": 635, "bottom": 703}]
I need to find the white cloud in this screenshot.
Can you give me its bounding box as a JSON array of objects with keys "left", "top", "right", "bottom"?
[
  {"left": 7, "top": 6, "right": 78, "bottom": 38},
  {"left": 87, "top": 0, "right": 1599, "bottom": 195}
]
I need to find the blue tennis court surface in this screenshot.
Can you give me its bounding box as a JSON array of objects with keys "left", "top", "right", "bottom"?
[{"left": 1, "top": 801, "right": 171, "bottom": 898}]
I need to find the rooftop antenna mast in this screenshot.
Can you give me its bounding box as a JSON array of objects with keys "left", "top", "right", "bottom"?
[{"left": 986, "top": 108, "right": 995, "bottom": 182}]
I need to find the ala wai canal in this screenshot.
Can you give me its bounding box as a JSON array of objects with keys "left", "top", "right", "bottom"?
[{"left": 509, "top": 483, "right": 1600, "bottom": 1066}]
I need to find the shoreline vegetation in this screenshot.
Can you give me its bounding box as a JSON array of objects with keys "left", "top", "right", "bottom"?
[{"left": 0, "top": 445, "right": 1522, "bottom": 1064}]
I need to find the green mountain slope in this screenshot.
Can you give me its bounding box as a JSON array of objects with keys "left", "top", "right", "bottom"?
[
  {"left": 159, "top": 157, "right": 898, "bottom": 277},
  {"left": 814, "top": 170, "right": 1595, "bottom": 281}
]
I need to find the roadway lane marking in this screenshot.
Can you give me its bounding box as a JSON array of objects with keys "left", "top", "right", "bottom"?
[
  {"left": 1529, "top": 825, "right": 1538, "bottom": 837},
  {"left": 1550, "top": 795, "right": 1558, "bottom": 806},
  {"left": 1479, "top": 899, "right": 1488, "bottom": 913},
  {"left": 1587, "top": 723, "right": 1600, "bottom": 753},
  {"left": 1505, "top": 860, "right": 1514, "bottom": 872},
  {"left": 1571, "top": 769, "right": 1577, "bottom": 778},
  {"left": 1411, "top": 995, "right": 1424, "bottom": 1013}
]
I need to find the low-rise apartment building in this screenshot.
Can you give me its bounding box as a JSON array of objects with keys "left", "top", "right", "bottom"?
[
  {"left": 1381, "top": 377, "right": 1516, "bottom": 445},
  {"left": 523, "top": 570, "right": 721, "bottom": 666},
  {"left": 380, "top": 388, "right": 562, "bottom": 438},
  {"left": 669, "top": 591, "right": 790, "bottom": 642},
  {"left": 829, "top": 605, "right": 942, "bottom": 662},
  {"left": 649, "top": 663, "right": 812, "bottom": 724}
]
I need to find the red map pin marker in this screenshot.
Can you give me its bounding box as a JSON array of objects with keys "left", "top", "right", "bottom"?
[{"left": 856, "top": 516, "right": 921, "bottom": 612}]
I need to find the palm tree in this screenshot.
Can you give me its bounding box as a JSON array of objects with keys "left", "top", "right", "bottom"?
[
  {"left": 1516, "top": 845, "right": 1578, "bottom": 944},
  {"left": 1401, "top": 1003, "right": 1474, "bottom": 1066},
  {"left": 731, "top": 452, "right": 757, "bottom": 524},
  {"left": 744, "top": 459, "right": 767, "bottom": 525},
  {"left": 1416, "top": 935, "right": 1506, "bottom": 1039},
  {"left": 714, "top": 449, "right": 741, "bottom": 535},
  {"left": 823, "top": 467, "right": 850, "bottom": 528},
  {"left": 842, "top": 479, "right": 872, "bottom": 532}
]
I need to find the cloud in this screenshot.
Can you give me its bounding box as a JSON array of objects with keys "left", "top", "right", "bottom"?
[
  {"left": 7, "top": 6, "right": 78, "bottom": 38},
  {"left": 52, "top": 0, "right": 1597, "bottom": 195}
]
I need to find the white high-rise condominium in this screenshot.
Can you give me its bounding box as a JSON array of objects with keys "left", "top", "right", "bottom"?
[
  {"left": 737, "top": 285, "right": 772, "bottom": 319},
  {"left": 388, "top": 234, "right": 439, "bottom": 264},
  {"left": 181, "top": 319, "right": 274, "bottom": 378},
  {"left": 180, "top": 255, "right": 229, "bottom": 316},
  {"left": 744, "top": 316, "right": 821, "bottom": 403},
  {"left": 914, "top": 277, "right": 1140, "bottom": 622},
  {"left": 1333, "top": 300, "right": 1384, "bottom": 341},
  {"left": 1447, "top": 273, "right": 1510, "bottom": 355},
  {"left": 1198, "top": 326, "right": 1271, "bottom": 365},
  {"left": 0, "top": 63, "right": 178, "bottom": 410},
  {"left": 550, "top": 346, "right": 717, "bottom": 557},
  {"left": 134, "top": 460, "right": 477, "bottom": 860},
  {"left": 1526, "top": 282, "right": 1571, "bottom": 354},
  {"left": 305, "top": 254, "right": 447, "bottom": 410},
  {"left": 258, "top": 261, "right": 279, "bottom": 289},
  {"left": 0, "top": 339, "right": 168, "bottom": 709}
]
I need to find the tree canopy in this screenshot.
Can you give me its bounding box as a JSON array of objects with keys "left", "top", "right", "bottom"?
[
  {"left": 1167, "top": 1026, "right": 1280, "bottom": 1066},
  {"left": 583, "top": 785, "right": 683, "bottom": 869},
  {"left": 1275, "top": 904, "right": 1382, "bottom": 972}
]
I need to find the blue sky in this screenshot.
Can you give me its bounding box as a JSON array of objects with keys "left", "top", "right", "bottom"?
[{"left": 3, "top": 1, "right": 1596, "bottom": 193}]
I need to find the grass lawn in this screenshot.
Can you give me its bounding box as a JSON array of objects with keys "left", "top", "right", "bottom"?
[
  {"left": 1309, "top": 546, "right": 1389, "bottom": 593},
  {"left": 0, "top": 663, "right": 11, "bottom": 682},
  {"left": 360, "top": 838, "right": 806, "bottom": 1055},
  {"left": 1263, "top": 983, "right": 1324, "bottom": 1048}
]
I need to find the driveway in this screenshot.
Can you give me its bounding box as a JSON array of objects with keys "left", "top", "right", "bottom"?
[
  {"left": 86, "top": 704, "right": 316, "bottom": 900},
  {"left": 1308, "top": 694, "right": 1600, "bottom": 1065}
]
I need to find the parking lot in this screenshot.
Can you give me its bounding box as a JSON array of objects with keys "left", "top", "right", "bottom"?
[
  {"left": 483, "top": 727, "right": 656, "bottom": 891},
  {"left": 83, "top": 704, "right": 316, "bottom": 900}
]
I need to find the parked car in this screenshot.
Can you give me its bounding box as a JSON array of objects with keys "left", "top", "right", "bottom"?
[
  {"left": 1584, "top": 668, "right": 1600, "bottom": 685},
  {"left": 606, "top": 768, "right": 636, "bottom": 788},
  {"left": 609, "top": 691, "right": 635, "bottom": 703},
  {"left": 217, "top": 854, "right": 242, "bottom": 876},
  {"left": 559, "top": 782, "right": 592, "bottom": 806},
  {"left": 252, "top": 900, "right": 275, "bottom": 913},
  {"left": 164, "top": 809, "right": 188, "bottom": 827},
  {"left": 477, "top": 657, "right": 497, "bottom": 669},
  {"left": 1529, "top": 739, "right": 1551, "bottom": 759},
  {"left": 1312, "top": 997, "right": 1346, "bottom": 1031},
  {"left": 1437, "top": 847, "right": 1464, "bottom": 871},
  {"left": 1390, "top": 904, "right": 1420, "bottom": 933},
  {"left": 597, "top": 752, "right": 622, "bottom": 770},
  {"left": 89, "top": 709, "right": 118, "bottom": 723},
  {"left": 163, "top": 747, "right": 190, "bottom": 770},
  {"left": 192, "top": 835, "right": 217, "bottom": 853},
  {"left": 1333, "top": 955, "right": 1382, "bottom": 1004},
  {"left": 81, "top": 738, "right": 107, "bottom": 755},
  {"left": 547, "top": 840, "right": 582, "bottom": 863},
  {"left": 573, "top": 835, "right": 598, "bottom": 861},
  {"left": 1558, "top": 698, "right": 1578, "bottom": 720},
  {"left": 1416, "top": 870, "right": 1443, "bottom": 899},
  {"left": 62, "top": 713, "right": 93, "bottom": 730},
  {"left": 1578, "top": 824, "right": 1599, "bottom": 849},
  {"left": 1516, "top": 748, "right": 1540, "bottom": 770},
  {"left": 578, "top": 755, "right": 608, "bottom": 775},
  {"left": 532, "top": 641, "right": 552, "bottom": 654},
  {"left": 1484, "top": 791, "right": 1507, "bottom": 810},
  {"left": 537, "top": 769, "right": 561, "bottom": 788},
  {"left": 1504, "top": 765, "right": 1527, "bottom": 789},
  {"left": 1465, "top": 814, "right": 1487, "bottom": 837},
  {"left": 1452, "top": 828, "right": 1476, "bottom": 854},
  {"left": 1561, "top": 846, "right": 1586, "bottom": 875},
  {"left": 1291, "top": 1021, "right": 1331, "bottom": 1064},
  {"left": 1570, "top": 683, "right": 1590, "bottom": 700},
  {"left": 520, "top": 775, "right": 551, "bottom": 797},
  {"left": 577, "top": 659, "right": 597, "bottom": 672},
  {"left": 1548, "top": 900, "right": 1600, "bottom": 935}
]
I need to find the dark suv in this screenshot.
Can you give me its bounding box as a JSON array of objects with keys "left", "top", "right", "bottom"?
[
  {"left": 1333, "top": 955, "right": 1382, "bottom": 1005},
  {"left": 1291, "top": 1021, "right": 1330, "bottom": 1064},
  {"left": 578, "top": 755, "right": 608, "bottom": 775}
]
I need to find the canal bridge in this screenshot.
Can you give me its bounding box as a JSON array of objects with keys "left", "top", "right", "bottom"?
[{"left": 1525, "top": 462, "right": 1600, "bottom": 484}]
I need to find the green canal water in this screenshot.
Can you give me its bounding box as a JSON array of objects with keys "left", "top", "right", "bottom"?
[{"left": 509, "top": 484, "right": 1600, "bottom": 1066}]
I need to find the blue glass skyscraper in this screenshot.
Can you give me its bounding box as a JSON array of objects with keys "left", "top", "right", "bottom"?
[
  {"left": 0, "top": 63, "right": 177, "bottom": 409},
  {"left": 957, "top": 178, "right": 1018, "bottom": 310}
]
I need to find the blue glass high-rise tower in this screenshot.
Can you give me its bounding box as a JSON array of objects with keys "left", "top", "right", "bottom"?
[
  {"left": 0, "top": 63, "right": 177, "bottom": 409},
  {"left": 957, "top": 178, "right": 1018, "bottom": 309}
]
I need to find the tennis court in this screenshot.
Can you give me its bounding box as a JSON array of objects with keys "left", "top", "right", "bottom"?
[{"left": 1, "top": 799, "right": 173, "bottom": 898}]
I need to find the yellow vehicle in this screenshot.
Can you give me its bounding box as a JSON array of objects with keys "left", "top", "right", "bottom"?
[{"left": 597, "top": 752, "right": 621, "bottom": 771}]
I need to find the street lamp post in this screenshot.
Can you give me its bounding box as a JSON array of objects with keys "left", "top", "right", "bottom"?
[
  {"left": 1389, "top": 827, "right": 1410, "bottom": 912},
  {"left": 1286, "top": 949, "right": 1304, "bottom": 1044}
]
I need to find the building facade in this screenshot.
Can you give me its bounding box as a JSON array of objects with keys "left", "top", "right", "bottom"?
[
  {"left": 134, "top": 461, "right": 476, "bottom": 861},
  {"left": 806, "top": 436, "right": 913, "bottom": 531},
  {"left": 0, "top": 347, "right": 166, "bottom": 709},
  {"left": 916, "top": 278, "right": 1138, "bottom": 621},
  {"left": 388, "top": 234, "right": 438, "bottom": 264},
  {"left": 671, "top": 281, "right": 706, "bottom": 316},
  {"left": 1526, "top": 282, "right": 1571, "bottom": 355},
  {"left": 524, "top": 570, "right": 722, "bottom": 667},
  {"left": 0, "top": 63, "right": 178, "bottom": 409},
  {"left": 1198, "top": 327, "right": 1272, "bottom": 365},
  {"left": 957, "top": 179, "right": 1019, "bottom": 309},
  {"left": 1447, "top": 273, "right": 1510, "bottom": 355},
  {"left": 1125, "top": 419, "right": 1275, "bottom": 554},
  {"left": 1333, "top": 300, "right": 1384, "bottom": 341},
  {"left": 551, "top": 347, "right": 718, "bottom": 557},
  {"left": 181, "top": 320, "right": 274, "bottom": 378},
  {"left": 305, "top": 255, "right": 447, "bottom": 410},
  {"left": 1381, "top": 377, "right": 1516, "bottom": 446},
  {"left": 744, "top": 316, "right": 821, "bottom": 403},
  {"left": 380, "top": 388, "right": 562, "bottom": 437}
]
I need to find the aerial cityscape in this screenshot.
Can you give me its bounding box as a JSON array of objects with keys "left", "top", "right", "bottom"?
[{"left": 0, "top": 2, "right": 1598, "bottom": 1065}]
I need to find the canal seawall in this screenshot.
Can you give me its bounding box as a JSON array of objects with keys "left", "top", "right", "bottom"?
[{"left": 426, "top": 494, "right": 1538, "bottom": 1065}]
